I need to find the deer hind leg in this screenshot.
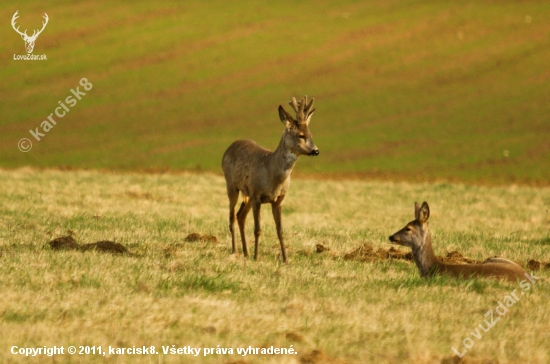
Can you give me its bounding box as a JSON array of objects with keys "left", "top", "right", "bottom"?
[
  {"left": 252, "top": 198, "right": 262, "bottom": 261},
  {"left": 227, "top": 188, "right": 239, "bottom": 254},
  {"left": 271, "top": 195, "right": 287, "bottom": 263},
  {"left": 237, "top": 196, "right": 252, "bottom": 257}
]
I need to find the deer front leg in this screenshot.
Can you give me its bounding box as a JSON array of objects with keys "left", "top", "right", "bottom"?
[
  {"left": 271, "top": 196, "right": 287, "bottom": 263},
  {"left": 236, "top": 197, "right": 252, "bottom": 257},
  {"left": 252, "top": 198, "right": 262, "bottom": 261}
]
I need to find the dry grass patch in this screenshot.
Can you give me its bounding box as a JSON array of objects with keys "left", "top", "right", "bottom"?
[{"left": 0, "top": 169, "right": 549, "bottom": 363}]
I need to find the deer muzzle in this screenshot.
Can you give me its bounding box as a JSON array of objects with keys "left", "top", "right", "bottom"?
[{"left": 308, "top": 149, "right": 319, "bottom": 156}]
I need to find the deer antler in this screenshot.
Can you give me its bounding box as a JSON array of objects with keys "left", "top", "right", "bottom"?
[
  {"left": 288, "top": 96, "right": 315, "bottom": 123},
  {"left": 31, "top": 13, "right": 49, "bottom": 38},
  {"left": 11, "top": 11, "right": 48, "bottom": 40},
  {"left": 303, "top": 96, "right": 315, "bottom": 117},
  {"left": 11, "top": 11, "right": 28, "bottom": 38},
  {"left": 288, "top": 97, "right": 300, "bottom": 114}
]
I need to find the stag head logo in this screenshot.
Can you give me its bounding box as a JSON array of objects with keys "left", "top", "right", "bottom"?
[{"left": 11, "top": 11, "right": 49, "bottom": 54}]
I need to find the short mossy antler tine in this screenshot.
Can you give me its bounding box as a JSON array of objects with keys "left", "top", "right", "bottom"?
[
  {"left": 288, "top": 96, "right": 315, "bottom": 124},
  {"left": 222, "top": 96, "right": 320, "bottom": 263}
]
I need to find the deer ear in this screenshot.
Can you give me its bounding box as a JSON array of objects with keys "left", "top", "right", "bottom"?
[
  {"left": 414, "top": 202, "right": 420, "bottom": 220},
  {"left": 278, "top": 105, "right": 294, "bottom": 128},
  {"left": 418, "top": 202, "right": 430, "bottom": 223}
]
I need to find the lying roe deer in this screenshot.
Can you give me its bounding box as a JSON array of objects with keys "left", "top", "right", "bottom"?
[
  {"left": 222, "top": 96, "right": 319, "bottom": 263},
  {"left": 389, "top": 202, "right": 527, "bottom": 282}
]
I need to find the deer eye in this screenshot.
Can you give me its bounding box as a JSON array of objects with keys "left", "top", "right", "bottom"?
[
  {"left": 298, "top": 134, "right": 306, "bottom": 140},
  {"left": 405, "top": 227, "right": 412, "bottom": 232}
]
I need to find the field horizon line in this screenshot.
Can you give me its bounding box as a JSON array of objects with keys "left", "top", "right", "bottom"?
[{"left": 2, "top": 165, "right": 549, "bottom": 188}]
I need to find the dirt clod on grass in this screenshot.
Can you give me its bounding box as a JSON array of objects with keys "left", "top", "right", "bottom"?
[
  {"left": 527, "top": 259, "right": 550, "bottom": 270},
  {"left": 49, "top": 236, "right": 81, "bottom": 251},
  {"left": 316, "top": 244, "right": 329, "bottom": 253},
  {"left": 343, "top": 244, "right": 505, "bottom": 266},
  {"left": 344, "top": 243, "right": 413, "bottom": 262},
  {"left": 48, "top": 236, "right": 132, "bottom": 255},
  {"left": 185, "top": 233, "right": 218, "bottom": 243},
  {"left": 440, "top": 251, "right": 482, "bottom": 265},
  {"left": 300, "top": 349, "right": 347, "bottom": 364},
  {"left": 285, "top": 331, "right": 305, "bottom": 343},
  {"left": 441, "top": 355, "right": 499, "bottom": 364},
  {"left": 80, "top": 241, "right": 129, "bottom": 254},
  {"left": 386, "top": 246, "right": 414, "bottom": 261}
]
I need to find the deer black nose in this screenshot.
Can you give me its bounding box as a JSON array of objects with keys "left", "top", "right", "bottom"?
[
  {"left": 389, "top": 235, "right": 396, "bottom": 242},
  {"left": 309, "top": 149, "right": 319, "bottom": 156}
]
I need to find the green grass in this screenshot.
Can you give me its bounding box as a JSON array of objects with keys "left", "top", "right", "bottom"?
[
  {"left": 1, "top": 1, "right": 550, "bottom": 184},
  {"left": 1, "top": 168, "right": 549, "bottom": 363}
]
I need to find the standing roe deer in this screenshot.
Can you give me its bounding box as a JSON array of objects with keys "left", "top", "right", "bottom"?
[
  {"left": 222, "top": 96, "right": 319, "bottom": 263},
  {"left": 389, "top": 202, "right": 527, "bottom": 281}
]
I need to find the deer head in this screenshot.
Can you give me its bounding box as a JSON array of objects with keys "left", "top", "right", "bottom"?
[
  {"left": 389, "top": 202, "right": 431, "bottom": 250},
  {"left": 278, "top": 95, "right": 319, "bottom": 157},
  {"left": 12, "top": 11, "right": 49, "bottom": 54}
]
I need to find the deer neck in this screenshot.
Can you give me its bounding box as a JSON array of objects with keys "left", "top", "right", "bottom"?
[
  {"left": 411, "top": 229, "right": 439, "bottom": 278},
  {"left": 269, "top": 133, "right": 299, "bottom": 180}
]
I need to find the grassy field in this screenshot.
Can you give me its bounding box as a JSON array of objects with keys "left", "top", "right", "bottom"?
[
  {"left": 2, "top": 2, "right": 550, "bottom": 362},
  {"left": 1, "top": 168, "right": 549, "bottom": 363},
  {"left": 2, "top": 1, "right": 550, "bottom": 184}
]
